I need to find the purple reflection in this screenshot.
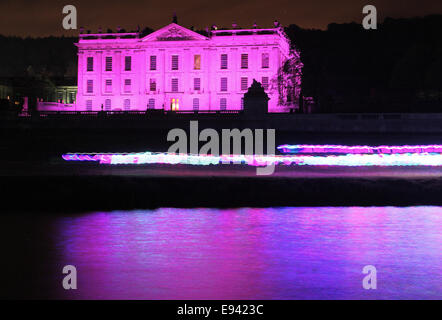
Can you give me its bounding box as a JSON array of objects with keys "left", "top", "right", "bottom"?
[{"left": 54, "top": 207, "right": 442, "bottom": 299}]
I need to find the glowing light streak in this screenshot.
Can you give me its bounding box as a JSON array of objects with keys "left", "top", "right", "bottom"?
[{"left": 62, "top": 149, "right": 442, "bottom": 167}]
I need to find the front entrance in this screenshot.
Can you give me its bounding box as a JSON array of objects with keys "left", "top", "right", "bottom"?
[{"left": 170, "top": 98, "right": 180, "bottom": 111}]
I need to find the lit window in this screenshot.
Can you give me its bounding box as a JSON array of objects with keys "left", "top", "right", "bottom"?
[
  {"left": 105, "top": 57, "right": 112, "bottom": 71},
  {"left": 171, "top": 98, "right": 179, "bottom": 111},
  {"left": 125, "top": 56, "right": 132, "bottom": 71},
  {"left": 105, "top": 79, "right": 112, "bottom": 93},
  {"left": 86, "top": 100, "right": 92, "bottom": 111},
  {"left": 150, "top": 79, "right": 156, "bottom": 91},
  {"left": 171, "top": 55, "right": 179, "bottom": 70},
  {"left": 220, "top": 98, "right": 227, "bottom": 110},
  {"left": 171, "top": 78, "right": 179, "bottom": 92},
  {"left": 148, "top": 98, "right": 155, "bottom": 109},
  {"left": 194, "top": 78, "right": 201, "bottom": 91},
  {"left": 241, "top": 53, "right": 248, "bottom": 69},
  {"left": 86, "top": 80, "right": 93, "bottom": 93},
  {"left": 124, "top": 99, "right": 130, "bottom": 110},
  {"left": 124, "top": 79, "right": 131, "bottom": 93},
  {"left": 87, "top": 57, "right": 94, "bottom": 72},
  {"left": 262, "top": 77, "right": 269, "bottom": 90},
  {"left": 150, "top": 56, "right": 157, "bottom": 70},
  {"left": 194, "top": 55, "right": 201, "bottom": 70},
  {"left": 241, "top": 77, "right": 248, "bottom": 91},
  {"left": 262, "top": 53, "right": 269, "bottom": 69},
  {"left": 220, "top": 77, "right": 227, "bottom": 92},
  {"left": 220, "top": 54, "right": 228, "bottom": 69},
  {"left": 193, "top": 98, "right": 199, "bottom": 111},
  {"left": 105, "top": 99, "right": 111, "bottom": 111}
]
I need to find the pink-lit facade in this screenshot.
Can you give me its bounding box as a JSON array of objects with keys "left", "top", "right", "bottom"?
[{"left": 75, "top": 22, "right": 301, "bottom": 112}]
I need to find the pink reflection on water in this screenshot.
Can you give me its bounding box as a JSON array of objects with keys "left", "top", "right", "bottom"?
[{"left": 54, "top": 207, "right": 442, "bottom": 299}]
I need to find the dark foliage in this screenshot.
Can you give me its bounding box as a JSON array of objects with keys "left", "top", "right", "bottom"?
[{"left": 285, "top": 15, "right": 442, "bottom": 112}]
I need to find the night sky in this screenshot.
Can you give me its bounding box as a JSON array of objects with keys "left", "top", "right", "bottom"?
[{"left": 1, "top": 0, "right": 442, "bottom": 37}]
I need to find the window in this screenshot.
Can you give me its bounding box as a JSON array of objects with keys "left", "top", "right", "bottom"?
[
  {"left": 241, "top": 97, "right": 244, "bottom": 109},
  {"left": 262, "top": 77, "right": 269, "bottom": 90},
  {"left": 194, "top": 55, "right": 201, "bottom": 70},
  {"left": 86, "top": 80, "right": 93, "bottom": 93},
  {"left": 148, "top": 98, "right": 155, "bottom": 109},
  {"left": 86, "top": 100, "right": 92, "bottom": 111},
  {"left": 220, "top": 98, "right": 227, "bottom": 110},
  {"left": 105, "top": 99, "right": 111, "bottom": 111},
  {"left": 87, "top": 57, "right": 94, "bottom": 71},
  {"left": 150, "top": 55, "right": 157, "bottom": 70},
  {"left": 241, "top": 77, "right": 248, "bottom": 91},
  {"left": 150, "top": 79, "right": 156, "bottom": 91},
  {"left": 124, "top": 99, "right": 130, "bottom": 111},
  {"left": 194, "top": 78, "right": 201, "bottom": 91},
  {"left": 105, "top": 57, "right": 112, "bottom": 71},
  {"left": 124, "top": 79, "right": 131, "bottom": 93},
  {"left": 171, "top": 78, "right": 178, "bottom": 92},
  {"left": 105, "top": 79, "right": 112, "bottom": 93},
  {"left": 171, "top": 98, "right": 179, "bottom": 111},
  {"left": 125, "top": 56, "right": 132, "bottom": 71},
  {"left": 171, "top": 55, "right": 179, "bottom": 70},
  {"left": 241, "top": 53, "right": 248, "bottom": 69},
  {"left": 262, "top": 53, "right": 269, "bottom": 69},
  {"left": 220, "top": 54, "right": 228, "bottom": 69},
  {"left": 69, "top": 92, "right": 75, "bottom": 103},
  {"left": 193, "top": 98, "right": 199, "bottom": 111},
  {"left": 220, "top": 77, "right": 227, "bottom": 92}
]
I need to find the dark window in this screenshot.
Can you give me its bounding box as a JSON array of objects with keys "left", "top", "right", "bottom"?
[
  {"left": 241, "top": 54, "right": 248, "bottom": 69},
  {"left": 124, "top": 79, "right": 131, "bottom": 93},
  {"left": 150, "top": 56, "right": 157, "bottom": 70},
  {"left": 148, "top": 98, "right": 155, "bottom": 109},
  {"left": 124, "top": 99, "right": 130, "bottom": 110},
  {"left": 86, "top": 80, "right": 93, "bottom": 93},
  {"left": 220, "top": 77, "right": 227, "bottom": 92},
  {"left": 262, "top": 77, "right": 269, "bottom": 90},
  {"left": 240, "top": 77, "right": 248, "bottom": 91},
  {"left": 150, "top": 79, "right": 156, "bottom": 91},
  {"left": 86, "top": 100, "right": 92, "bottom": 111},
  {"left": 87, "top": 57, "right": 94, "bottom": 71},
  {"left": 171, "top": 55, "right": 179, "bottom": 70},
  {"left": 262, "top": 53, "right": 269, "bottom": 68},
  {"left": 125, "top": 56, "right": 132, "bottom": 71},
  {"left": 105, "top": 99, "right": 111, "bottom": 111},
  {"left": 220, "top": 54, "right": 228, "bottom": 69},
  {"left": 220, "top": 98, "right": 227, "bottom": 110},
  {"left": 105, "top": 79, "right": 112, "bottom": 93},
  {"left": 194, "top": 78, "right": 201, "bottom": 91},
  {"left": 105, "top": 57, "right": 112, "bottom": 71},
  {"left": 171, "top": 78, "right": 178, "bottom": 92},
  {"left": 193, "top": 98, "right": 199, "bottom": 111}
]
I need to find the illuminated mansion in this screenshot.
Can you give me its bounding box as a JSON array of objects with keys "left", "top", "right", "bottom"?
[{"left": 75, "top": 21, "right": 302, "bottom": 113}]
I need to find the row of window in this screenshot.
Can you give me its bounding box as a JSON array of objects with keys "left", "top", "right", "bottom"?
[
  {"left": 86, "top": 98, "right": 135, "bottom": 111},
  {"left": 86, "top": 53, "right": 270, "bottom": 72},
  {"left": 86, "top": 76, "right": 269, "bottom": 94},
  {"left": 85, "top": 97, "right": 242, "bottom": 111}
]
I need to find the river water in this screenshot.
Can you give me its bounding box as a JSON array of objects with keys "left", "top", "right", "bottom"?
[{"left": 1, "top": 206, "right": 441, "bottom": 299}]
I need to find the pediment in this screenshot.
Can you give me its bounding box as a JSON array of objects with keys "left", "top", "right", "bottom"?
[{"left": 141, "top": 23, "right": 209, "bottom": 42}]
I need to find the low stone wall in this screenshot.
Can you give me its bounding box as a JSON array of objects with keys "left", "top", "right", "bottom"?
[{"left": 6, "top": 112, "right": 442, "bottom": 133}]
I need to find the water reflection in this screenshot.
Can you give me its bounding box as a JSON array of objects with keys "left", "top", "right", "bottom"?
[{"left": 54, "top": 207, "right": 442, "bottom": 299}]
